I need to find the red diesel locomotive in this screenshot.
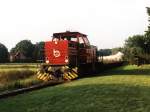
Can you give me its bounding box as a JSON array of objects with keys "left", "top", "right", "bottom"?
[{"left": 37, "top": 31, "right": 98, "bottom": 81}]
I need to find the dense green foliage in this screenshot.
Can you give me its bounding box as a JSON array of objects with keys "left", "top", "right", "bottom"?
[
  {"left": 10, "top": 40, "right": 45, "bottom": 62},
  {"left": 111, "top": 47, "right": 123, "bottom": 54},
  {"left": 124, "top": 35, "right": 147, "bottom": 64},
  {"left": 145, "top": 7, "right": 150, "bottom": 38},
  {"left": 0, "top": 43, "right": 9, "bottom": 63},
  {"left": 98, "top": 49, "right": 112, "bottom": 56},
  {"left": 1, "top": 65, "right": 150, "bottom": 112},
  {"left": 32, "top": 42, "right": 45, "bottom": 62},
  {"left": 10, "top": 40, "right": 35, "bottom": 62}
]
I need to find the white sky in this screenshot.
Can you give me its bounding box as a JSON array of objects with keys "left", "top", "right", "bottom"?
[{"left": 0, "top": 0, "right": 150, "bottom": 51}]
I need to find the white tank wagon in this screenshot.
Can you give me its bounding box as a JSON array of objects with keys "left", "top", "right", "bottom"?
[{"left": 98, "top": 52, "right": 124, "bottom": 64}]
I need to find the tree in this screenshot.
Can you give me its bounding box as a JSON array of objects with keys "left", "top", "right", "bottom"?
[
  {"left": 125, "top": 35, "right": 145, "bottom": 48},
  {"left": 0, "top": 43, "right": 9, "bottom": 63},
  {"left": 32, "top": 42, "right": 45, "bottom": 62},
  {"left": 124, "top": 35, "right": 146, "bottom": 64},
  {"left": 10, "top": 40, "right": 34, "bottom": 62},
  {"left": 144, "top": 7, "right": 150, "bottom": 54},
  {"left": 111, "top": 47, "right": 123, "bottom": 55},
  {"left": 98, "top": 49, "right": 112, "bottom": 56},
  {"left": 146, "top": 7, "right": 150, "bottom": 35}
]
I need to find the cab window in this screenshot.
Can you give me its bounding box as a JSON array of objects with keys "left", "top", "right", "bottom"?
[
  {"left": 52, "top": 37, "right": 59, "bottom": 41},
  {"left": 79, "top": 37, "right": 84, "bottom": 44},
  {"left": 71, "top": 37, "right": 77, "bottom": 42},
  {"left": 79, "top": 37, "right": 85, "bottom": 47},
  {"left": 83, "top": 37, "right": 90, "bottom": 46}
]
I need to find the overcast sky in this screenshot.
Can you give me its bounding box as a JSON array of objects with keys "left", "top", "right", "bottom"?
[{"left": 0, "top": 0, "right": 150, "bottom": 51}]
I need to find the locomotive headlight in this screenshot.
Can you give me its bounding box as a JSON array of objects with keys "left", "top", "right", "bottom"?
[
  {"left": 46, "top": 60, "right": 49, "bottom": 64},
  {"left": 54, "top": 41, "right": 58, "bottom": 44},
  {"left": 65, "top": 59, "right": 68, "bottom": 63},
  {"left": 65, "top": 56, "right": 68, "bottom": 63},
  {"left": 45, "top": 57, "right": 49, "bottom": 63}
]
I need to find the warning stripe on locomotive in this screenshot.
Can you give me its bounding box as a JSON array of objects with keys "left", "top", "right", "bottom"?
[
  {"left": 37, "top": 67, "right": 78, "bottom": 81},
  {"left": 63, "top": 70, "right": 78, "bottom": 80},
  {"left": 37, "top": 73, "right": 53, "bottom": 81}
]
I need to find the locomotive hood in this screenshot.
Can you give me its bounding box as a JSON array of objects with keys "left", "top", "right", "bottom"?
[{"left": 45, "top": 40, "right": 68, "bottom": 65}]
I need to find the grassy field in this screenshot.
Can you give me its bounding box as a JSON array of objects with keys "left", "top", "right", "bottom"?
[
  {"left": 0, "top": 63, "right": 41, "bottom": 92},
  {"left": 0, "top": 63, "right": 39, "bottom": 69},
  {"left": 0, "top": 65, "right": 150, "bottom": 112}
]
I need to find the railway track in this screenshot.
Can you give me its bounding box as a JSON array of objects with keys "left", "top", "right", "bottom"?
[{"left": 0, "top": 80, "right": 65, "bottom": 99}]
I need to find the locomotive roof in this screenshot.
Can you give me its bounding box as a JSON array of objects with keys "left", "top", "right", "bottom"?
[{"left": 53, "top": 31, "right": 87, "bottom": 37}]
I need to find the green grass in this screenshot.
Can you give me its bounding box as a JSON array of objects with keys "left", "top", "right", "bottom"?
[
  {"left": 1, "top": 65, "right": 150, "bottom": 112},
  {"left": 0, "top": 63, "right": 39, "bottom": 70},
  {"left": 0, "top": 63, "right": 41, "bottom": 92}
]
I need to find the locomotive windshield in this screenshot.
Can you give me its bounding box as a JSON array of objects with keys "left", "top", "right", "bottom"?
[
  {"left": 52, "top": 36, "right": 77, "bottom": 42},
  {"left": 83, "top": 37, "right": 90, "bottom": 46},
  {"left": 52, "top": 31, "right": 90, "bottom": 46}
]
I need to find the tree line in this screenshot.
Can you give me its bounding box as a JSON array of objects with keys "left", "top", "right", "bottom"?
[{"left": 0, "top": 40, "right": 45, "bottom": 63}]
